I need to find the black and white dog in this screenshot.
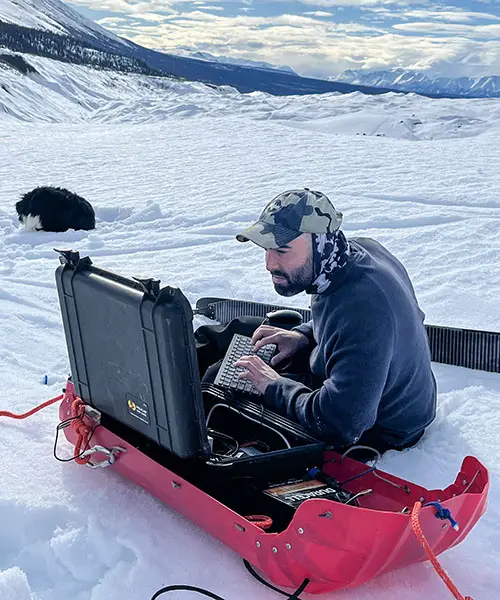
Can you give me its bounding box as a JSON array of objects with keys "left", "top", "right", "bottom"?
[{"left": 16, "top": 186, "right": 96, "bottom": 232}]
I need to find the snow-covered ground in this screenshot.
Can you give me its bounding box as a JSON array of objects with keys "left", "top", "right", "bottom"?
[
  {"left": 3, "top": 54, "right": 500, "bottom": 141},
  {"left": 0, "top": 59, "right": 499, "bottom": 600}
]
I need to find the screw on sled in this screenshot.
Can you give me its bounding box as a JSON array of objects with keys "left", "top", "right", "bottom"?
[{"left": 31, "top": 250, "right": 499, "bottom": 597}]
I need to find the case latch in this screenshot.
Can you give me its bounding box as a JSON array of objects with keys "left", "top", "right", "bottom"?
[
  {"left": 55, "top": 249, "right": 92, "bottom": 270},
  {"left": 133, "top": 277, "right": 161, "bottom": 300}
]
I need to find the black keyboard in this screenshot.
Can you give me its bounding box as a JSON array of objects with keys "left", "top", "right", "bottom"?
[{"left": 214, "top": 334, "right": 277, "bottom": 396}]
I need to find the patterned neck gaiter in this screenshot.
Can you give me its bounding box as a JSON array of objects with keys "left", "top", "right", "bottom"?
[{"left": 306, "top": 230, "right": 350, "bottom": 295}]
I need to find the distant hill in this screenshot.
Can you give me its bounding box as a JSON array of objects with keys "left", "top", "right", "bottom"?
[
  {"left": 173, "top": 47, "right": 298, "bottom": 76},
  {"left": 334, "top": 68, "right": 500, "bottom": 99}
]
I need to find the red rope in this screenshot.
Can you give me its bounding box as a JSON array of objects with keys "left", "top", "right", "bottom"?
[
  {"left": 411, "top": 501, "right": 473, "bottom": 600},
  {"left": 1, "top": 394, "right": 93, "bottom": 466},
  {"left": 0, "top": 394, "right": 64, "bottom": 419},
  {"left": 245, "top": 515, "right": 273, "bottom": 530},
  {"left": 70, "top": 397, "right": 93, "bottom": 465}
]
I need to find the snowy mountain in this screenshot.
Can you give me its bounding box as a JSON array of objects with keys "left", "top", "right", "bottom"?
[
  {"left": 335, "top": 68, "right": 500, "bottom": 98},
  {"left": 0, "top": 0, "right": 131, "bottom": 52},
  {"left": 0, "top": 0, "right": 408, "bottom": 96},
  {"left": 173, "top": 47, "right": 298, "bottom": 76},
  {"left": 0, "top": 0, "right": 166, "bottom": 77},
  {"left": 0, "top": 23, "right": 164, "bottom": 76}
]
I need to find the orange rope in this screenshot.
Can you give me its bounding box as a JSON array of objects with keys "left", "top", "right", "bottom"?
[
  {"left": 245, "top": 515, "right": 273, "bottom": 530},
  {"left": 0, "top": 394, "right": 64, "bottom": 419},
  {"left": 0, "top": 394, "right": 93, "bottom": 466},
  {"left": 411, "top": 501, "right": 473, "bottom": 600},
  {"left": 70, "top": 397, "right": 93, "bottom": 465}
]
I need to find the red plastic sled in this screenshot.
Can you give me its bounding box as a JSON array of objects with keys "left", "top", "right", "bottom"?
[{"left": 59, "top": 381, "right": 489, "bottom": 595}]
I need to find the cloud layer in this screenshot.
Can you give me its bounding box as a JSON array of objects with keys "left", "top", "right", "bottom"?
[{"left": 69, "top": 0, "right": 500, "bottom": 78}]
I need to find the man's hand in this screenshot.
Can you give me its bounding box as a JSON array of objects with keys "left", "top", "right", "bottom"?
[
  {"left": 252, "top": 325, "right": 310, "bottom": 367},
  {"left": 233, "top": 355, "right": 281, "bottom": 395}
]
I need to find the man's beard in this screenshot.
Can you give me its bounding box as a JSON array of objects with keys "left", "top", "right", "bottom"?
[{"left": 271, "top": 260, "right": 313, "bottom": 297}]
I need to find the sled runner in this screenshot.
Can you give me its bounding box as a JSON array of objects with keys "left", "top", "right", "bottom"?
[{"left": 54, "top": 250, "right": 491, "bottom": 596}]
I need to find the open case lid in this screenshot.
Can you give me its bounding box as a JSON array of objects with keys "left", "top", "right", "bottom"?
[{"left": 55, "top": 250, "right": 211, "bottom": 460}]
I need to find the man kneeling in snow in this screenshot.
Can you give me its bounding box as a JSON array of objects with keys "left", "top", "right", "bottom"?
[{"left": 229, "top": 188, "right": 436, "bottom": 453}]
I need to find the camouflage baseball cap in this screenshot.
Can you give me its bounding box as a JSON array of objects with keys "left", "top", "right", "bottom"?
[{"left": 236, "top": 189, "right": 343, "bottom": 249}]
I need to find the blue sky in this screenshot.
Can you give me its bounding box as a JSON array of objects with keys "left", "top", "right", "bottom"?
[{"left": 68, "top": 0, "right": 500, "bottom": 79}]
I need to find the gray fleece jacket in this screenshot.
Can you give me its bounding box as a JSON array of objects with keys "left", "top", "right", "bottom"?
[{"left": 263, "top": 237, "right": 437, "bottom": 449}]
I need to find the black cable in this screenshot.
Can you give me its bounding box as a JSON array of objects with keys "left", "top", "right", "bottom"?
[
  {"left": 201, "top": 383, "right": 234, "bottom": 402},
  {"left": 207, "top": 429, "right": 240, "bottom": 457},
  {"left": 150, "top": 562, "right": 310, "bottom": 600},
  {"left": 243, "top": 559, "right": 310, "bottom": 599},
  {"left": 151, "top": 585, "right": 226, "bottom": 600},
  {"left": 53, "top": 415, "right": 99, "bottom": 462}
]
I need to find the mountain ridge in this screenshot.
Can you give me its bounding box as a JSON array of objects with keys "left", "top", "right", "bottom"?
[
  {"left": 335, "top": 68, "right": 500, "bottom": 98},
  {"left": 0, "top": 0, "right": 473, "bottom": 98},
  {"left": 172, "top": 47, "right": 298, "bottom": 76}
]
